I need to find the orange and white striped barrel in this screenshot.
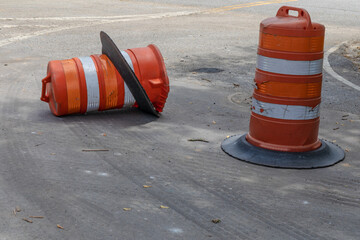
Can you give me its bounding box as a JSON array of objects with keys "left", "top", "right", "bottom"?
[
  {"left": 246, "top": 6, "right": 325, "bottom": 152},
  {"left": 41, "top": 45, "right": 169, "bottom": 116},
  {"left": 221, "top": 6, "right": 344, "bottom": 168}
]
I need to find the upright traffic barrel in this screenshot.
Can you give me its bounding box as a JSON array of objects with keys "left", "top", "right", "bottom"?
[
  {"left": 221, "top": 6, "right": 345, "bottom": 168},
  {"left": 249, "top": 6, "right": 324, "bottom": 152},
  {"left": 41, "top": 32, "right": 169, "bottom": 117}
]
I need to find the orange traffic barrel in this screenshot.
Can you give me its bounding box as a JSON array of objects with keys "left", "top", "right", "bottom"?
[
  {"left": 222, "top": 6, "right": 344, "bottom": 168},
  {"left": 41, "top": 31, "right": 169, "bottom": 117}
]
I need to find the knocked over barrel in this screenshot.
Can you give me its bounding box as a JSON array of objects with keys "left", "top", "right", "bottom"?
[{"left": 41, "top": 33, "right": 169, "bottom": 117}]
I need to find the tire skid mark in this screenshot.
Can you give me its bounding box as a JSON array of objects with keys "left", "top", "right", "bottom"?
[
  {"left": 153, "top": 146, "right": 327, "bottom": 240},
  {"left": 0, "top": 79, "right": 142, "bottom": 238},
  {"left": 0, "top": 77, "right": 332, "bottom": 239},
  {"left": 0, "top": 83, "right": 86, "bottom": 238},
  {"left": 63, "top": 121, "right": 254, "bottom": 239},
  {"left": 299, "top": 190, "right": 360, "bottom": 208},
  {"left": 308, "top": 177, "right": 360, "bottom": 191},
  {"left": 62, "top": 118, "right": 327, "bottom": 240}
]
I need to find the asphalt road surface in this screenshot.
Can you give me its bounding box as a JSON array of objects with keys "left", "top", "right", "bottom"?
[{"left": 0, "top": 0, "right": 359, "bottom": 239}]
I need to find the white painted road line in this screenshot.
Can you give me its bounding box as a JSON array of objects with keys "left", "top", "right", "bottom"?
[
  {"left": 0, "top": 11, "right": 199, "bottom": 21},
  {"left": 0, "top": 11, "right": 201, "bottom": 48},
  {"left": 323, "top": 42, "right": 360, "bottom": 92},
  {"left": 0, "top": 0, "right": 299, "bottom": 49}
]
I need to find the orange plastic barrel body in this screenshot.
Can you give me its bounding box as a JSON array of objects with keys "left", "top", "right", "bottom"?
[
  {"left": 41, "top": 45, "right": 169, "bottom": 116},
  {"left": 246, "top": 6, "right": 325, "bottom": 152}
]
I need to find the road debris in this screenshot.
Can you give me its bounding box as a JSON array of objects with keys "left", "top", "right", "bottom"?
[
  {"left": 201, "top": 78, "right": 211, "bottom": 82},
  {"left": 123, "top": 208, "right": 132, "bottom": 211},
  {"left": 233, "top": 83, "right": 240, "bottom": 87},
  {"left": 143, "top": 185, "right": 152, "bottom": 188},
  {"left": 82, "top": 149, "right": 109, "bottom": 152},
  {"left": 333, "top": 127, "right": 340, "bottom": 130},
  {"left": 102, "top": 133, "right": 107, "bottom": 136},
  {"left": 22, "top": 218, "right": 33, "bottom": 223},
  {"left": 160, "top": 205, "right": 169, "bottom": 209},
  {"left": 341, "top": 41, "right": 360, "bottom": 69},
  {"left": 211, "top": 219, "right": 221, "bottom": 224},
  {"left": 15, "top": 206, "right": 21, "bottom": 213},
  {"left": 188, "top": 138, "right": 209, "bottom": 143},
  {"left": 212, "top": 121, "right": 216, "bottom": 124},
  {"left": 345, "top": 148, "right": 350, "bottom": 152},
  {"left": 57, "top": 224, "right": 64, "bottom": 230},
  {"left": 29, "top": 216, "right": 44, "bottom": 219},
  {"left": 31, "top": 131, "right": 43, "bottom": 135}
]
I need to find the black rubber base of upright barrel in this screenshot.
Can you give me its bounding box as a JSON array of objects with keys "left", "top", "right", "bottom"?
[
  {"left": 100, "top": 31, "right": 159, "bottom": 117},
  {"left": 221, "top": 134, "right": 345, "bottom": 169}
]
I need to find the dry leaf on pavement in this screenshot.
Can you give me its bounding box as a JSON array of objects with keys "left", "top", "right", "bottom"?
[
  {"left": 22, "top": 218, "right": 33, "bottom": 223},
  {"left": 212, "top": 219, "right": 221, "bottom": 224}
]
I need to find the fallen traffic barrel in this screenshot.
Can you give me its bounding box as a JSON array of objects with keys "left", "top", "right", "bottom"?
[
  {"left": 221, "top": 6, "right": 345, "bottom": 168},
  {"left": 41, "top": 32, "right": 169, "bottom": 117}
]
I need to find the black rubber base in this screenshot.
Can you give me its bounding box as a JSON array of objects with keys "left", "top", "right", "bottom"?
[
  {"left": 100, "top": 31, "right": 159, "bottom": 117},
  {"left": 221, "top": 134, "right": 345, "bottom": 169}
]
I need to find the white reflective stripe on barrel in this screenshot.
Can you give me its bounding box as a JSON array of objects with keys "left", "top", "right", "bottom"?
[
  {"left": 252, "top": 98, "right": 320, "bottom": 120},
  {"left": 257, "top": 55, "right": 323, "bottom": 75},
  {"left": 121, "top": 51, "right": 134, "bottom": 70},
  {"left": 123, "top": 84, "right": 135, "bottom": 107},
  {"left": 120, "top": 51, "right": 136, "bottom": 107},
  {"left": 79, "top": 57, "right": 100, "bottom": 112}
]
